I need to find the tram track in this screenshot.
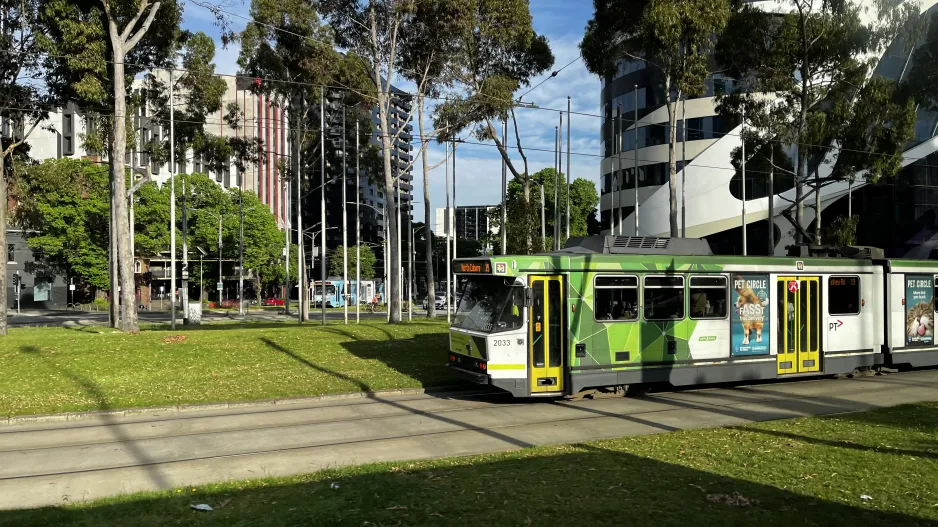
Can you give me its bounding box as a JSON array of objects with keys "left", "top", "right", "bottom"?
[{"left": 0, "top": 371, "right": 929, "bottom": 480}]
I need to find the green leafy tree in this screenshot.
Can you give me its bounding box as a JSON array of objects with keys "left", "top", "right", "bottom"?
[
  {"left": 13, "top": 159, "right": 111, "bottom": 289},
  {"left": 431, "top": 0, "right": 554, "bottom": 254},
  {"left": 715, "top": 0, "right": 925, "bottom": 245},
  {"left": 489, "top": 169, "right": 599, "bottom": 254},
  {"left": 329, "top": 245, "right": 377, "bottom": 280},
  {"left": 581, "top": 0, "right": 732, "bottom": 237},
  {"left": 40, "top": 0, "right": 182, "bottom": 331},
  {"left": 0, "top": 0, "right": 54, "bottom": 334}
]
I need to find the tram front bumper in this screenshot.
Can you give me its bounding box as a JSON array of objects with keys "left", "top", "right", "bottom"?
[{"left": 445, "top": 363, "right": 489, "bottom": 384}]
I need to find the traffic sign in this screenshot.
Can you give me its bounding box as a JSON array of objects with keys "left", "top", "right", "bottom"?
[
  {"left": 217, "top": 282, "right": 223, "bottom": 291},
  {"left": 788, "top": 280, "right": 799, "bottom": 293}
]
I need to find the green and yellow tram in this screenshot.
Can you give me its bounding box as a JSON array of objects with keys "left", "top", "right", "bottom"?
[{"left": 445, "top": 236, "right": 938, "bottom": 398}]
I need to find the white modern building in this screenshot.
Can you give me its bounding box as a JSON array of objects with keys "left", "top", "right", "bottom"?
[{"left": 598, "top": 0, "right": 938, "bottom": 256}]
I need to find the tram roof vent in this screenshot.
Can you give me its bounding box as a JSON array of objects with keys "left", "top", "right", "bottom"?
[
  {"left": 559, "top": 236, "right": 712, "bottom": 256},
  {"left": 786, "top": 244, "right": 884, "bottom": 259}
]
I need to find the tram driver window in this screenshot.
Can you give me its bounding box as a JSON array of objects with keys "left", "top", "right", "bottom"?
[
  {"left": 828, "top": 276, "right": 860, "bottom": 315},
  {"left": 594, "top": 276, "right": 639, "bottom": 321},
  {"left": 689, "top": 276, "right": 728, "bottom": 319},
  {"left": 644, "top": 276, "right": 685, "bottom": 320}
]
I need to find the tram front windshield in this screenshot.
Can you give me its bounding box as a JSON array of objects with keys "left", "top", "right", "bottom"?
[{"left": 453, "top": 276, "right": 524, "bottom": 334}]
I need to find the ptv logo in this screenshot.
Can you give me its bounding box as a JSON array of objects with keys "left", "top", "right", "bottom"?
[{"left": 828, "top": 320, "right": 844, "bottom": 331}]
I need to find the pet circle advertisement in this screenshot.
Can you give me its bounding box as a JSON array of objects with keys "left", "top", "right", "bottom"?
[
  {"left": 732, "top": 274, "right": 770, "bottom": 356},
  {"left": 905, "top": 274, "right": 934, "bottom": 346}
]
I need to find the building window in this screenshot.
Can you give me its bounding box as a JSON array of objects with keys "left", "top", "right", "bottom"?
[
  {"left": 643, "top": 275, "right": 685, "bottom": 320},
  {"left": 594, "top": 276, "right": 639, "bottom": 321},
  {"left": 828, "top": 276, "right": 861, "bottom": 315},
  {"left": 34, "top": 278, "right": 51, "bottom": 302},
  {"left": 689, "top": 276, "right": 728, "bottom": 319},
  {"left": 6, "top": 243, "right": 14, "bottom": 263}
]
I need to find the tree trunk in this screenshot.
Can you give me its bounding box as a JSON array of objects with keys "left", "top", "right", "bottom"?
[
  {"left": 109, "top": 175, "right": 119, "bottom": 327},
  {"left": 768, "top": 148, "right": 775, "bottom": 255},
  {"left": 814, "top": 167, "right": 821, "bottom": 244},
  {"left": 109, "top": 46, "right": 139, "bottom": 333},
  {"left": 417, "top": 96, "right": 435, "bottom": 318},
  {"left": 665, "top": 78, "right": 679, "bottom": 237},
  {"left": 376, "top": 93, "right": 400, "bottom": 323},
  {"left": 0, "top": 154, "right": 7, "bottom": 336}
]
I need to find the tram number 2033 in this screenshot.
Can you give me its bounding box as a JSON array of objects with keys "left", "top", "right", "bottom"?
[{"left": 492, "top": 339, "right": 512, "bottom": 347}]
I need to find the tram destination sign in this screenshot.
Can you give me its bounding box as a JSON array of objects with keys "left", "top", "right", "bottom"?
[{"left": 455, "top": 260, "right": 492, "bottom": 274}]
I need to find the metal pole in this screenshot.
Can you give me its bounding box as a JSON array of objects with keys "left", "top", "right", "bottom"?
[
  {"left": 540, "top": 184, "right": 546, "bottom": 251},
  {"left": 297, "top": 97, "right": 305, "bottom": 323},
  {"left": 501, "top": 119, "right": 507, "bottom": 255},
  {"left": 169, "top": 69, "right": 176, "bottom": 330},
  {"left": 554, "top": 125, "right": 559, "bottom": 249},
  {"left": 741, "top": 107, "right": 747, "bottom": 256},
  {"left": 452, "top": 138, "right": 457, "bottom": 269},
  {"left": 218, "top": 217, "right": 222, "bottom": 301},
  {"left": 681, "top": 96, "right": 687, "bottom": 238},
  {"left": 633, "top": 85, "right": 639, "bottom": 236},
  {"left": 284, "top": 169, "right": 290, "bottom": 313},
  {"left": 342, "top": 105, "right": 348, "bottom": 324},
  {"left": 320, "top": 88, "right": 326, "bottom": 325},
  {"left": 182, "top": 178, "right": 188, "bottom": 317},
  {"left": 611, "top": 107, "right": 618, "bottom": 235},
  {"left": 566, "top": 96, "right": 571, "bottom": 240},
  {"left": 445, "top": 140, "right": 451, "bottom": 323},
  {"left": 558, "top": 113, "right": 563, "bottom": 248},
  {"left": 616, "top": 105, "right": 623, "bottom": 235},
  {"left": 396, "top": 183, "right": 402, "bottom": 316},
  {"left": 408, "top": 224, "right": 413, "bottom": 322},
  {"left": 355, "top": 118, "right": 360, "bottom": 324},
  {"left": 239, "top": 179, "right": 244, "bottom": 315}
]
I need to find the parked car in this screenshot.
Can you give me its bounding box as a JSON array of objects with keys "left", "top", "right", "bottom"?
[{"left": 263, "top": 298, "right": 284, "bottom": 307}]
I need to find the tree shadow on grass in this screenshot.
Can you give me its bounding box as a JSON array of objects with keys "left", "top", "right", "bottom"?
[
  {"left": 2, "top": 439, "right": 935, "bottom": 526},
  {"left": 2, "top": 347, "right": 172, "bottom": 492}
]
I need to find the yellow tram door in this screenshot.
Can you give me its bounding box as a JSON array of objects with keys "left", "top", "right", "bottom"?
[
  {"left": 777, "top": 276, "right": 821, "bottom": 375},
  {"left": 528, "top": 276, "right": 564, "bottom": 394}
]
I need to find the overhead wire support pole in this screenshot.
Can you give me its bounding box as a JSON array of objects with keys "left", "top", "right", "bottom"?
[
  {"left": 342, "top": 103, "right": 348, "bottom": 325},
  {"left": 617, "top": 105, "right": 623, "bottom": 236},
  {"left": 681, "top": 95, "right": 687, "bottom": 238},
  {"left": 634, "top": 85, "right": 639, "bottom": 236},
  {"left": 321, "top": 87, "right": 327, "bottom": 325},
  {"left": 554, "top": 124, "right": 559, "bottom": 250},
  {"left": 355, "top": 118, "right": 360, "bottom": 324},
  {"left": 558, "top": 112, "right": 563, "bottom": 247},
  {"left": 169, "top": 69, "right": 176, "bottom": 330},
  {"left": 501, "top": 119, "right": 507, "bottom": 255},
  {"left": 741, "top": 106, "right": 747, "bottom": 256},
  {"left": 566, "top": 96, "right": 571, "bottom": 240},
  {"left": 444, "top": 139, "right": 451, "bottom": 324}
]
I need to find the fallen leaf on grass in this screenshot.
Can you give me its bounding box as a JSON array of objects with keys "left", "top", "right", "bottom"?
[
  {"left": 215, "top": 499, "right": 232, "bottom": 509},
  {"left": 860, "top": 495, "right": 873, "bottom": 501},
  {"left": 387, "top": 505, "right": 408, "bottom": 511},
  {"left": 707, "top": 492, "right": 755, "bottom": 507},
  {"left": 431, "top": 512, "right": 445, "bottom": 518},
  {"left": 162, "top": 335, "right": 188, "bottom": 344}
]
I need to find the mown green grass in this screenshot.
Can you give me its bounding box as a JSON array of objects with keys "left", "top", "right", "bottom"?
[
  {"left": 1, "top": 403, "right": 936, "bottom": 526},
  {"left": 0, "top": 320, "right": 456, "bottom": 417}
]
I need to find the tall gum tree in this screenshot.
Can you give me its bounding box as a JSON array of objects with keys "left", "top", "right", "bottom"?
[
  {"left": 41, "top": 0, "right": 181, "bottom": 331},
  {"left": 431, "top": 0, "right": 553, "bottom": 254}
]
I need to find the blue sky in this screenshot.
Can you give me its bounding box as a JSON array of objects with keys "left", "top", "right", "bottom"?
[{"left": 180, "top": 0, "right": 602, "bottom": 228}]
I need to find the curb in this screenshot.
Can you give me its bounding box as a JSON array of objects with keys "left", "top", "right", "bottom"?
[{"left": 0, "top": 385, "right": 472, "bottom": 427}]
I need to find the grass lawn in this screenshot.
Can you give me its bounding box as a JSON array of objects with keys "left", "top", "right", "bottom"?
[
  {"left": 1, "top": 403, "right": 935, "bottom": 526},
  {"left": 0, "top": 319, "right": 457, "bottom": 417}
]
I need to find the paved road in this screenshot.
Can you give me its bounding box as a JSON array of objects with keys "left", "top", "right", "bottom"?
[
  {"left": 0, "top": 370, "right": 936, "bottom": 510},
  {"left": 6, "top": 308, "right": 440, "bottom": 327}
]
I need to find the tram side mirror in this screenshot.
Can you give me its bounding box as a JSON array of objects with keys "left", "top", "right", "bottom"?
[{"left": 525, "top": 288, "right": 534, "bottom": 307}]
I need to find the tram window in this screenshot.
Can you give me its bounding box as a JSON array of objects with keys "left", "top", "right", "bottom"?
[
  {"left": 594, "top": 275, "right": 639, "bottom": 321},
  {"left": 689, "top": 276, "right": 728, "bottom": 319},
  {"left": 643, "top": 276, "right": 685, "bottom": 320},
  {"left": 828, "top": 276, "right": 860, "bottom": 315}
]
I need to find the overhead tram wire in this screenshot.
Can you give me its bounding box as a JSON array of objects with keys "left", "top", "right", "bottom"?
[
  {"left": 4, "top": 100, "right": 936, "bottom": 176},
  {"left": 2, "top": 54, "right": 934, "bottom": 169}
]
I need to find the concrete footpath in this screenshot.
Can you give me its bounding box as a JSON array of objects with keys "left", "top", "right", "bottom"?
[{"left": 1, "top": 370, "right": 936, "bottom": 510}]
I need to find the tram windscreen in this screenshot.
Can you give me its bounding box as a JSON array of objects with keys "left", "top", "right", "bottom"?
[{"left": 453, "top": 276, "right": 524, "bottom": 333}]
